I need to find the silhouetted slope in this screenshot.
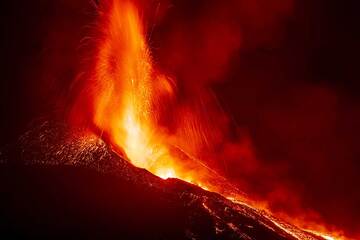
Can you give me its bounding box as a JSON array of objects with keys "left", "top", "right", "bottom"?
[{"left": 0, "top": 122, "right": 322, "bottom": 239}]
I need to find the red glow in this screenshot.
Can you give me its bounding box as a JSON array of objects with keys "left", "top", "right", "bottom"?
[{"left": 70, "top": 1, "right": 351, "bottom": 239}]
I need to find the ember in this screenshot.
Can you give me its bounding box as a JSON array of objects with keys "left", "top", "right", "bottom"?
[{"left": 71, "top": 0, "right": 242, "bottom": 196}]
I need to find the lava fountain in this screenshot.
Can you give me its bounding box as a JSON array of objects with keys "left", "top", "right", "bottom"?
[{"left": 71, "top": 0, "right": 235, "bottom": 192}]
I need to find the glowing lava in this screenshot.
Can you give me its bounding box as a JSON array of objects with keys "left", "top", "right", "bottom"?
[
  {"left": 92, "top": 0, "right": 174, "bottom": 174},
  {"left": 87, "top": 0, "right": 225, "bottom": 190}
]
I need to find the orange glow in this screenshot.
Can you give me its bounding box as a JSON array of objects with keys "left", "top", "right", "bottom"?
[
  {"left": 90, "top": 0, "right": 225, "bottom": 192},
  {"left": 307, "top": 230, "right": 342, "bottom": 240},
  {"left": 74, "top": 1, "right": 350, "bottom": 240},
  {"left": 93, "top": 0, "right": 170, "bottom": 170}
]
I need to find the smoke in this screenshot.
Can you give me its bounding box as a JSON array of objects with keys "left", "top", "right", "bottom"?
[
  {"left": 151, "top": 0, "right": 293, "bottom": 86},
  {"left": 148, "top": 0, "right": 360, "bottom": 238}
]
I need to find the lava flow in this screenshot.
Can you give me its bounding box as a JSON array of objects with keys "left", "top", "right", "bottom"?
[{"left": 70, "top": 1, "right": 349, "bottom": 240}]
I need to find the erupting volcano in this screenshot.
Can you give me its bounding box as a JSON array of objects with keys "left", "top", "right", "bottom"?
[
  {"left": 67, "top": 1, "right": 349, "bottom": 239},
  {"left": 71, "top": 0, "right": 243, "bottom": 195},
  {"left": 1, "top": 0, "right": 358, "bottom": 239}
]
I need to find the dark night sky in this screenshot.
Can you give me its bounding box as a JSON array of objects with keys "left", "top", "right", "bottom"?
[{"left": 1, "top": 0, "right": 359, "bottom": 237}]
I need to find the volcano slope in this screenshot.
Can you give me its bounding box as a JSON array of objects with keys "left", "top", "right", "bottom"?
[{"left": 0, "top": 122, "right": 324, "bottom": 240}]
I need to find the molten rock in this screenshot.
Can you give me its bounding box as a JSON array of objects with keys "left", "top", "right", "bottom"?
[{"left": 0, "top": 122, "right": 324, "bottom": 239}]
